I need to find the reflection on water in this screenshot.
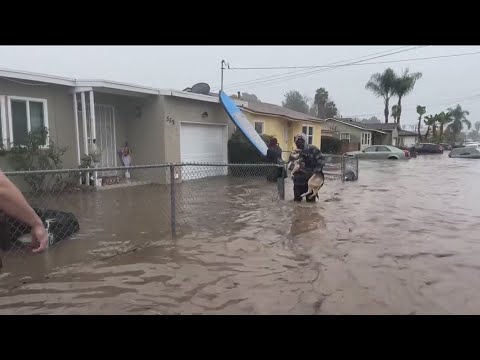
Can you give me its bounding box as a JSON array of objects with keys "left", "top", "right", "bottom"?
[{"left": 2, "top": 154, "right": 480, "bottom": 314}]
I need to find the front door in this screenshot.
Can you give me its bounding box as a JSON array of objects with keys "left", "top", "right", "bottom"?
[
  {"left": 95, "top": 104, "right": 117, "bottom": 171},
  {"left": 361, "top": 132, "right": 371, "bottom": 150},
  {"left": 78, "top": 103, "right": 117, "bottom": 174}
]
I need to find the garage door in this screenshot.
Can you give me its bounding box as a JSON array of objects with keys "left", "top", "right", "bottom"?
[{"left": 180, "top": 123, "right": 227, "bottom": 180}]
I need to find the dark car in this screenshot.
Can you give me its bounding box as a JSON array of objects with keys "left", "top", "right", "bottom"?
[{"left": 410, "top": 143, "right": 444, "bottom": 154}]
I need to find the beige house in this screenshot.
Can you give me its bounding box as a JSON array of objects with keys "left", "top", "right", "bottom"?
[
  {"left": 0, "top": 68, "right": 247, "bottom": 184},
  {"left": 237, "top": 100, "right": 329, "bottom": 161}
]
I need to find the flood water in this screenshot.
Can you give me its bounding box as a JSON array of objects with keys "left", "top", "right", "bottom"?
[{"left": 2, "top": 154, "right": 480, "bottom": 314}]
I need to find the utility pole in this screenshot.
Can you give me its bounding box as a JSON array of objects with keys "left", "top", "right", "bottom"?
[{"left": 220, "top": 59, "right": 228, "bottom": 92}]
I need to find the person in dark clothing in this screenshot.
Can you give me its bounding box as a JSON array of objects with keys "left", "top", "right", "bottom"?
[
  {"left": 288, "top": 133, "right": 326, "bottom": 202},
  {"left": 266, "top": 138, "right": 283, "bottom": 182}
]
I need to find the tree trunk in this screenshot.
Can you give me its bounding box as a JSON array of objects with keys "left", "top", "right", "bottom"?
[
  {"left": 418, "top": 117, "right": 422, "bottom": 141},
  {"left": 425, "top": 126, "right": 430, "bottom": 141},
  {"left": 440, "top": 124, "right": 444, "bottom": 140},
  {"left": 397, "top": 97, "right": 403, "bottom": 125},
  {"left": 384, "top": 98, "right": 389, "bottom": 123},
  {"left": 433, "top": 124, "right": 437, "bottom": 139}
]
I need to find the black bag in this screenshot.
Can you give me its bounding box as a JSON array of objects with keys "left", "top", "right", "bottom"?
[{"left": 0, "top": 208, "right": 80, "bottom": 251}]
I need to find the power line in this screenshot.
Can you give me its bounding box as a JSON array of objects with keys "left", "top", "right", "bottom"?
[
  {"left": 212, "top": 46, "right": 415, "bottom": 91},
  {"left": 228, "top": 50, "right": 480, "bottom": 70},
  {"left": 223, "top": 46, "right": 426, "bottom": 91},
  {"left": 344, "top": 93, "right": 480, "bottom": 119}
]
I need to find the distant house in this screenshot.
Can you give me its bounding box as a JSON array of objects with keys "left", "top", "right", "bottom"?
[
  {"left": 324, "top": 118, "right": 386, "bottom": 151},
  {"left": 324, "top": 118, "right": 417, "bottom": 150},
  {"left": 398, "top": 130, "right": 418, "bottom": 147},
  {"left": 237, "top": 99, "right": 330, "bottom": 161}
]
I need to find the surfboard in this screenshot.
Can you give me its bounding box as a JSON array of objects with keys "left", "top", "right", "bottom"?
[{"left": 219, "top": 90, "right": 268, "bottom": 157}]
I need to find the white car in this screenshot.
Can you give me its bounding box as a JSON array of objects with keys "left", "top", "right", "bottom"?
[{"left": 346, "top": 145, "right": 411, "bottom": 160}]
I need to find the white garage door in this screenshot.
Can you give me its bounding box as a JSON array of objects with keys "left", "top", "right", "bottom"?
[{"left": 180, "top": 123, "right": 227, "bottom": 180}]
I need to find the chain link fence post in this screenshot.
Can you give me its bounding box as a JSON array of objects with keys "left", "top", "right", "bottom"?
[
  {"left": 341, "top": 155, "right": 346, "bottom": 182},
  {"left": 356, "top": 155, "right": 359, "bottom": 180},
  {"left": 277, "top": 164, "right": 285, "bottom": 200},
  {"left": 170, "top": 164, "right": 176, "bottom": 238}
]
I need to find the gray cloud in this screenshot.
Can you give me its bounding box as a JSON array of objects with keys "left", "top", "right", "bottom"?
[{"left": 0, "top": 46, "right": 478, "bottom": 127}]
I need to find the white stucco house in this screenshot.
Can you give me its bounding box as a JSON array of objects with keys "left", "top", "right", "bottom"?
[{"left": 0, "top": 67, "right": 254, "bottom": 184}]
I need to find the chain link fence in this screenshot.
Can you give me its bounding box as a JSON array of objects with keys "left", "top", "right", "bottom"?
[{"left": 0, "top": 157, "right": 358, "bottom": 257}]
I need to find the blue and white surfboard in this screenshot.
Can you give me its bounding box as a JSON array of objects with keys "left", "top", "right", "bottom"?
[{"left": 219, "top": 90, "right": 268, "bottom": 157}]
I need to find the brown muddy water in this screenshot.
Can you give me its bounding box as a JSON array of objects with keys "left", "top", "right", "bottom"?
[{"left": 1, "top": 154, "right": 480, "bottom": 314}]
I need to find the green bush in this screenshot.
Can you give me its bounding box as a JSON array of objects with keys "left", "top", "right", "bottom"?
[
  {"left": 228, "top": 129, "right": 276, "bottom": 177},
  {"left": 228, "top": 129, "right": 273, "bottom": 163},
  {"left": 7, "top": 127, "right": 72, "bottom": 193},
  {"left": 321, "top": 136, "right": 342, "bottom": 154}
]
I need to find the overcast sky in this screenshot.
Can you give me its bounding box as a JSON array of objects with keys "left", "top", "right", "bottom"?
[{"left": 0, "top": 46, "right": 478, "bottom": 128}]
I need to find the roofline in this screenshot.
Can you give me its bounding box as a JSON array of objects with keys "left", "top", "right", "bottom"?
[
  {"left": 158, "top": 89, "right": 247, "bottom": 106},
  {"left": 0, "top": 67, "right": 76, "bottom": 86},
  {"left": 241, "top": 106, "right": 325, "bottom": 124},
  {"left": 326, "top": 118, "right": 387, "bottom": 134},
  {"left": 76, "top": 79, "right": 159, "bottom": 95}
]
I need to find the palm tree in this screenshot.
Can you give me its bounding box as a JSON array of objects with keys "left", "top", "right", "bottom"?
[
  {"left": 436, "top": 111, "right": 452, "bottom": 141},
  {"left": 446, "top": 104, "right": 471, "bottom": 142},
  {"left": 423, "top": 114, "right": 437, "bottom": 141},
  {"left": 392, "top": 69, "right": 422, "bottom": 126},
  {"left": 416, "top": 105, "right": 426, "bottom": 140},
  {"left": 469, "top": 121, "right": 480, "bottom": 141},
  {"left": 391, "top": 105, "right": 399, "bottom": 123},
  {"left": 365, "top": 68, "right": 397, "bottom": 123}
]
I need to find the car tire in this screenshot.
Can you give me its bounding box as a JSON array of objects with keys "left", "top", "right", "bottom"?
[{"left": 388, "top": 156, "right": 398, "bottom": 160}]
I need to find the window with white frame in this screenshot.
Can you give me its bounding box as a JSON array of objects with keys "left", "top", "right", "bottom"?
[
  {"left": 254, "top": 121, "right": 264, "bottom": 135},
  {"left": 340, "top": 132, "right": 350, "bottom": 143},
  {"left": 302, "top": 125, "right": 314, "bottom": 145},
  {"left": 8, "top": 97, "right": 48, "bottom": 146},
  {"left": 361, "top": 132, "right": 371, "bottom": 146}
]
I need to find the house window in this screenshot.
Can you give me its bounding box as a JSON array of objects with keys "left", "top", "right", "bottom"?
[
  {"left": 361, "top": 132, "right": 371, "bottom": 146},
  {"left": 340, "top": 132, "right": 350, "bottom": 143},
  {"left": 8, "top": 97, "right": 49, "bottom": 146},
  {"left": 302, "top": 125, "right": 314, "bottom": 145},
  {"left": 254, "top": 121, "right": 264, "bottom": 135}
]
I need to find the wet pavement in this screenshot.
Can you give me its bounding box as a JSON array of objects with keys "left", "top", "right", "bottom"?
[{"left": 1, "top": 154, "right": 480, "bottom": 314}]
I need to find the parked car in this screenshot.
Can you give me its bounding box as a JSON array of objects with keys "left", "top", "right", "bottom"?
[
  {"left": 464, "top": 142, "right": 480, "bottom": 148},
  {"left": 345, "top": 145, "right": 410, "bottom": 160},
  {"left": 409, "top": 143, "right": 444, "bottom": 154},
  {"left": 449, "top": 146, "right": 480, "bottom": 159}
]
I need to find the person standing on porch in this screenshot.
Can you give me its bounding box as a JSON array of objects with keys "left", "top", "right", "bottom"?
[{"left": 118, "top": 142, "right": 132, "bottom": 179}]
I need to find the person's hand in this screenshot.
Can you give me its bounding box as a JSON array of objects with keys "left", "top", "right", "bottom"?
[{"left": 31, "top": 223, "right": 48, "bottom": 253}]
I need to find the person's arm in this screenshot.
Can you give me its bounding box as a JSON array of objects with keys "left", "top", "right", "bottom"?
[{"left": 0, "top": 171, "right": 48, "bottom": 253}]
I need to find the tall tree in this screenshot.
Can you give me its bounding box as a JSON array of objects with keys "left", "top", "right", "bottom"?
[
  {"left": 446, "top": 104, "right": 471, "bottom": 142},
  {"left": 365, "top": 68, "right": 397, "bottom": 123},
  {"left": 423, "top": 114, "right": 437, "bottom": 141},
  {"left": 361, "top": 116, "right": 381, "bottom": 124},
  {"left": 469, "top": 121, "right": 480, "bottom": 141},
  {"left": 325, "top": 101, "right": 338, "bottom": 118},
  {"left": 240, "top": 92, "right": 260, "bottom": 102},
  {"left": 314, "top": 88, "right": 329, "bottom": 118},
  {"left": 416, "top": 105, "right": 426, "bottom": 140},
  {"left": 437, "top": 111, "right": 452, "bottom": 141},
  {"left": 282, "top": 90, "right": 310, "bottom": 114},
  {"left": 392, "top": 68, "right": 422, "bottom": 125},
  {"left": 391, "top": 105, "right": 399, "bottom": 122}
]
